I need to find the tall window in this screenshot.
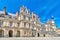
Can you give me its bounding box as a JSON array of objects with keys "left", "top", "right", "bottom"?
[
  {"left": 6, "top": 22, "right": 9, "bottom": 26},
  {"left": 24, "top": 22, "right": 26, "bottom": 27},
  {"left": 18, "top": 23, "right": 20, "bottom": 27},
  {"left": 10, "top": 22, "right": 12, "bottom": 27},
  {"left": 15, "top": 23, "right": 17, "bottom": 27},
  {"left": 16, "top": 31, "right": 20, "bottom": 37},
  {"left": 3, "top": 21, "right": 6, "bottom": 26},
  {"left": 24, "top": 31, "right": 26, "bottom": 35},
  {"left": 9, "top": 30, "right": 13, "bottom": 37},
  {"left": 29, "top": 17, "right": 30, "bottom": 21},
  {"left": 0, "top": 30, "right": 4, "bottom": 37},
  {"left": 29, "top": 23, "right": 30, "bottom": 28},
  {"left": 24, "top": 15, "right": 26, "bottom": 20},
  {"left": 0, "top": 21, "right": 2, "bottom": 27}
]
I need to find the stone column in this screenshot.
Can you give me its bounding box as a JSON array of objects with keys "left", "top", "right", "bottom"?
[
  {"left": 13, "top": 29, "right": 17, "bottom": 37},
  {"left": 35, "top": 29, "right": 38, "bottom": 37},
  {"left": 4, "top": 29, "right": 8, "bottom": 37},
  {"left": 35, "top": 32, "right": 37, "bottom": 37},
  {"left": 20, "top": 29, "right": 24, "bottom": 37}
]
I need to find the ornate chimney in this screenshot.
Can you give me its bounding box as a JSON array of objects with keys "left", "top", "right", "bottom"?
[
  {"left": 32, "top": 12, "right": 35, "bottom": 21},
  {"left": 3, "top": 6, "right": 6, "bottom": 15},
  {"left": 27, "top": 9, "right": 30, "bottom": 15},
  {"left": 20, "top": 5, "right": 26, "bottom": 13}
]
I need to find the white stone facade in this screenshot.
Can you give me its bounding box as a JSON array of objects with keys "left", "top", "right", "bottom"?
[{"left": 0, "top": 6, "right": 59, "bottom": 37}]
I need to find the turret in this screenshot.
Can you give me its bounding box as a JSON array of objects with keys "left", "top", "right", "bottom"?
[
  {"left": 20, "top": 5, "right": 26, "bottom": 13},
  {"left": 51, "top": 16, "right": 57, "bottom": 31},
  {"left": 51, "top": 16, "right": 55, "bottom": 23}
]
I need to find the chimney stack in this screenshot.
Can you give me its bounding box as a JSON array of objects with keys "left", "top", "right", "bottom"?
[
  {"left": 3, "top": 6, "right": 6, "bottom": 15},
  {"left": 32, "top": 12, "right": 35, "bottom": 21}
]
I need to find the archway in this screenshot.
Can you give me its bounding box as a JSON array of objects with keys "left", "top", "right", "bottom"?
[
  {"left": 44, "top": 34, "right": 45, "bottom": 37},
  {"left": 9, "top": 30, "right": 13, "bottom": 37},
  {"left": 38, "top": 33, "right": 40, "bottom": 37},
  {"left": 16, "top": 31, "right": 20, "bottom": 37},
  {"left": 0, "top": 30, "right": 4, "bottom": 37}
]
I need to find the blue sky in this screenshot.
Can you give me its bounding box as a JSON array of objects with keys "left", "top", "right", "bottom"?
[{"left": 0, "top": 0, "right": 60, "bottom": 28}]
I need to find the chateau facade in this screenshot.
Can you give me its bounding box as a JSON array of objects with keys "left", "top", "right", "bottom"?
[{"left": 0, "top": 6, "right": 60, "bottom": 37}]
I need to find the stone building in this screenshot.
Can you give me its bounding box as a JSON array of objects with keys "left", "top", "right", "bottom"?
[{"left": 0, "top": 6, "right": 59, "bottom": 37}]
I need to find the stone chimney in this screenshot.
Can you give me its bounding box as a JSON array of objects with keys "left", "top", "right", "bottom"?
[
  {"left": 16, "top": 11, "right": 19, "bottom": 16},
  {"left": 32, "top": 12, "right": 35, "bottom": 21},
  {"left": 20, "top": 5, "right": 25, "bottom": 13},
  {"left": 3, "top": 6, "right": 6, "bottom": 15}
]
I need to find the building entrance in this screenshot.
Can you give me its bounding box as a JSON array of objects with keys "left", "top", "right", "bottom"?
[
  {"left": 38, "top": 33, "right": 40, "bottom": 37},
  {"left": 16, "top": 31, "right": 20, "bottom": 37},
  {"left": 0, "top": 30, "right": 4, "bottom": 37},
  {"left": 9, "top": 30, "right": 13, "bottom": 37}
]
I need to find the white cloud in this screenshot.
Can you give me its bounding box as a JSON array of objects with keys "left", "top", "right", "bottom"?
[
  {"left": 0, "top": 11, "right": 4, "bottom": 14},
  {"left": 8, "top": 12, "right": 16, "bottom": 16},
  {"left": 0, "top": 11, "right": 16, "bottom": 16}
]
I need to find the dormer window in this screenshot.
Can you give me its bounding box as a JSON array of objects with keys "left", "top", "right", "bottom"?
[{"left": 20, "top": 6, "right": 26, "bottom": 13}]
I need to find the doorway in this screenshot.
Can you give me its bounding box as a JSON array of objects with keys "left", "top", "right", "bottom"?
[
  {"left": 38, "top": 33, "right": 40, "bottom": 37},
  {"left": 16, "top": 31, "right": 20, "bottom": 37},
  {"left": 9, "top": 30, "right": 13, "bottom": 37},
  {"left": 0, "top": 30, "right": 4, "bottom": 37},
  {"left": 44, "top": 34, "right": 45, "bottom": 37}
]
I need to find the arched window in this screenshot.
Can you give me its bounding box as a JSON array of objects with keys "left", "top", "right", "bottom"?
[
  {"left": 0, "top": 21, "right": 2, "bottom": 27},
  {"left": 16, "top": 31, "right": 20, "bottom": 37},
  {"left": 24, "top": 22, "right": 26, "bottom": 27},
  {"left": 0, "top": 30, "right": 4, "bottom": 37}
]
